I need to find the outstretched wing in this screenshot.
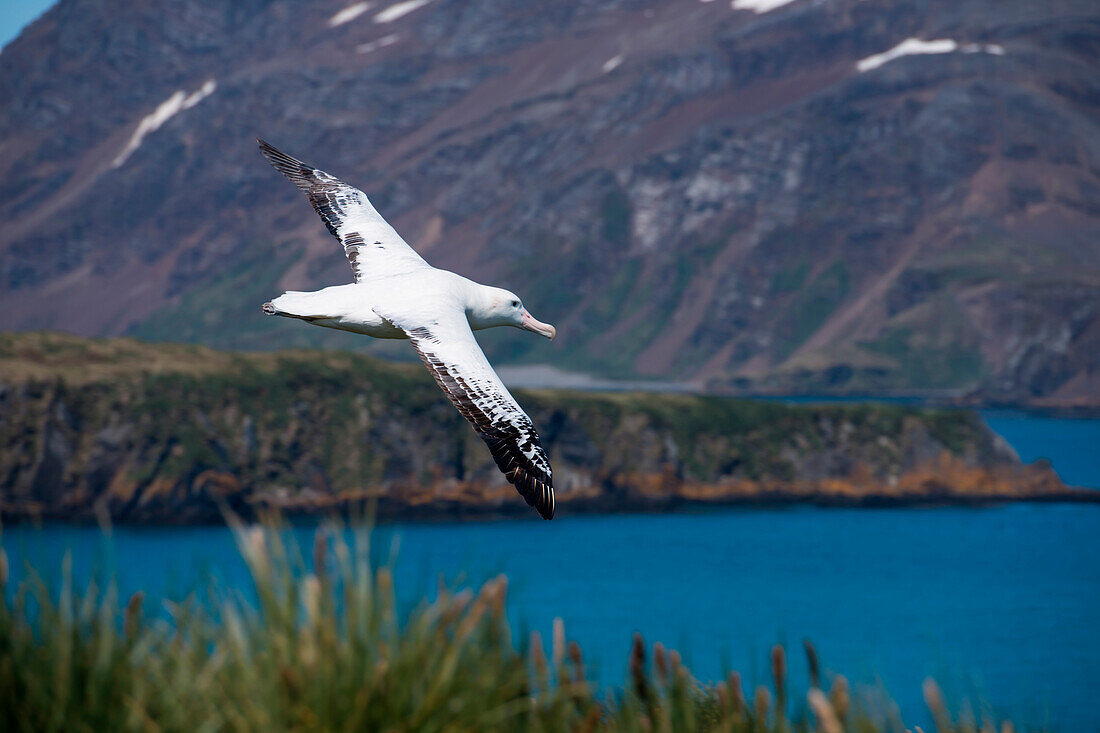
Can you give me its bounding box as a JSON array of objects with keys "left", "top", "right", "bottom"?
[
  {"left": 378, "top": 308, "right": 555, "bottom": 520},
  {"left": 257, "top": 139, "right": 428, "bottom": 282}
]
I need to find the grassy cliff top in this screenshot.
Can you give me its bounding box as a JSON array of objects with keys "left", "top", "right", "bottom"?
[
  {"left": 0, "top": 330, "right": 414, "bottom": 384},
  {"left": 0, "top": 330, "right": 981, "bottom": 442},
  {"left": 0, "top": 330, "right": 1006, "bottom": 478}
]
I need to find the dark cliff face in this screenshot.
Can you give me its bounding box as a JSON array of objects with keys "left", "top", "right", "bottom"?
[
  {"left": 0, "top": 333, "right": 1073, "bottom": 523},
  {"left": 1, "top": 0, "right": 1098, "bottom": 405}
]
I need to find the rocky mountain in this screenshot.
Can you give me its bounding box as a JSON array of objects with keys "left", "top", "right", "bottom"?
[
  {"left": 1, "top": 0, "right": 1098, "bottom": 406},
  {"left": 2, "top": 332, "right": 1084, "bottom": 523}
]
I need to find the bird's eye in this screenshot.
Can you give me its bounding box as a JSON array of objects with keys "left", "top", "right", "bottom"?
[{"left": 512, "top": 300, "right": 520, "bottom": 308}]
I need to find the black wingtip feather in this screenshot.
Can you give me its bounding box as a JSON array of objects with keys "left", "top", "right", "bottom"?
[
  {"left": 256, "top": 138, "right": 317, "bottom": 190},
  {"left": 501, "top": 460, "right": 554, "bottom": 519},
  {"left": 540, "top": 483, "right": 555, "bottom": 520}
]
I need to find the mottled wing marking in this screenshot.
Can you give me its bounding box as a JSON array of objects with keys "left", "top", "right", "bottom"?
[
  {"left": 257, "top": 139, "right": 427, "bottom": 282},
  {"left": 381, "top": 313, "right": 554, "bottom": 519}
]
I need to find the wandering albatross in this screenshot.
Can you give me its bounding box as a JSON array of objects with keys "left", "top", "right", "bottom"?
[{"left": 256, "top": 139, "right": 558, "bottom": 519}]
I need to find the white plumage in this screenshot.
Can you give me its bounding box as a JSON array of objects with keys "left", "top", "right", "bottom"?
[{"left": 258, "top": 140, "right": 558, "bottom": 519}]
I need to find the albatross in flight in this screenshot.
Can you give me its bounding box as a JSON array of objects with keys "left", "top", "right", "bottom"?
[{"left": 257, "top": 139, "right": 558, "bottom": 519}]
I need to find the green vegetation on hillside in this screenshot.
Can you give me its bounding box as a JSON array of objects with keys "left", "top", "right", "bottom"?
[
  {"left": 862, "top": 327, "right": 983, "bottom": 391},
  {"left": 599, "top": 188, "right": 632, "bottom": 247},
  {"left": 776, "top": 260, "right": 850, "bottom": 359}
]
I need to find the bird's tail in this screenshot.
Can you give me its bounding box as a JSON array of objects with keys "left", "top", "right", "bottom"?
[{"left": 261, "top": 291, "right": 325, "bottom": 321}]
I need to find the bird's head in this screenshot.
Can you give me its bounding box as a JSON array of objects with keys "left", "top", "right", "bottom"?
[{"left": 474, "top": 287, "right": 556, "bottom": 340}]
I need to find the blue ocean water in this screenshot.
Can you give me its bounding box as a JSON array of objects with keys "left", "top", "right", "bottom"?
[
  {"left": 981, "top": 410, "right": 1100, "bottom": 488},
  {"left": 3, "top": 415, "right": 1099, "bottom": 730}
]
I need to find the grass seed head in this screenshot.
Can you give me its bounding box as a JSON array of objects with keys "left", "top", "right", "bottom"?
[
  {"left": 923, "top": 677, "right": 946, "bottom": 718},
  {"left": 754, "top": 685, "right": 771, "bottom": 721},
  {"left": 772, "top": 644, "right": 787, "bottom": 684},
  {"left": 553, "top": 617, "right": 566, "bottom": 668},
  {"left": 772, "top": 643, "right": 787, "bottom": 712},
  {"left": 376, "top": 567, "right": 393, "bottom": 597},
  {"left": 244, "top": 526, "right": 270, "bottom": 578},
  {"left": 830, "top": 675, "right": 850, "bottom": 719},
  {"left": 654, "top": 642, "right": 668, "bottom": 683},
  {"left": 568, "top": 640, "right": 585, "bottom": 683},
  {"left": 312, "top": 529, "right": 327, "bottom": 581},
  {"left": 488, "top": 574, "right": 508, "bottom": 617},
  {"left": 804, "top": 638, "right": 820, "bottom": 688},
  {"left": 124, "top": 591, "right": 144, "bottom": 640},
  {"left": 808, "top": 688, "right": 843, "bottom": 733},
  {"left": 530, "top": 630, "right": 548, "bottom": 678},
  {"left": 630, "top": 632, "right": 649, "bottom": 701},
  {"left": 439, "top": 588, "right": 472, "bottom": 628},
  {"left": 728, "top": 671, "right": 744, "bottom": 715},
  {"left": 303, "top": 575, "right": 321, "bottom": 625}
]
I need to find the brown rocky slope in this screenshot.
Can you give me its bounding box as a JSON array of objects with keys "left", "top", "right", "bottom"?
[{"left": 0, "top": 0, "right": 1098, "bottom": 406}]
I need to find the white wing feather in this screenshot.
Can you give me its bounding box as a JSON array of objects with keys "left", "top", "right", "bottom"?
[
  {"left": 258, "top": 139, "right": 428, "bottom": 282},
  {"left": 376, "top": 306, "right": 555, "bottom": 519}
]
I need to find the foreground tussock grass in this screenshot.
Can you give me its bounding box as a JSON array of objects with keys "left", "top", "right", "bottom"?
[{"left": 0, "top": 523, "right": 1027, "bottom": 732}]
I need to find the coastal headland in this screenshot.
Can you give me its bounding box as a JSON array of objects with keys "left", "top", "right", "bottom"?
[{"left": 1, "top": 332, "right": 1091, "bottom": 523}]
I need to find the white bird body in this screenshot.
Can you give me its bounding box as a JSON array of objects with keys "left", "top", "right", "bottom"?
[
  {"left": 257, "top": 140, "right": 558, "bottom": 519},
  {"left": 268, "top": 284, "right": 402, "bottom": 337},
  {"left": 268, "top": 270, "right": 530, "bottom": 339}
]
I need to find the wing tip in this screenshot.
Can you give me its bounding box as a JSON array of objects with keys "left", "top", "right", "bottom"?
[
  {"left": 256, "top": 137, "right": 281, "bottom": 160},
  {"left": 531, "top": 476, "right": 556, "bottom": 520},
  {"left": 539, "top": 480, "right": 555, "bottom": 520},
  {"left": 540, "top": 494, "right": 555, "bottom": 520},
  {"left": 505, "top": 467, "right": 555, "bottom": 519},
  {"left": 256, "top": 138, "right": 314, "bottom": 185}
]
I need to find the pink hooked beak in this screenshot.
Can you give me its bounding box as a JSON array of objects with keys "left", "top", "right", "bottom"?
[{"left": 520, "top": 309, "right": 557, "bottom": 340}]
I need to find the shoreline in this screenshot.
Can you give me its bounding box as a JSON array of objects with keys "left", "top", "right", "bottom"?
[
  {"left": 5, "top": 495, "right": 1099, "bottom": 528},
  {"left": 5, "top": 474, "right": 1096, "bottom": 526}
]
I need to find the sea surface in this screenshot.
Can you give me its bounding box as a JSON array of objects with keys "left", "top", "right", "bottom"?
[
  {"left": 980, "top": 409, "right": 1100, "bottom": 488},
  {"left": 4, "top": 413, "right": 1099, "bottom": 730}
]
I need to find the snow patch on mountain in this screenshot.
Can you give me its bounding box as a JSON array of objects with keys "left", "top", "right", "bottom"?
[
  {"left": 730, "top": 0, "right": 799, "bottom": 13},
  {"left": 112, "top": 80, "right": 216, "bottom": 168},
  {"left": 374, "top": 0, "right": 433, "bottom": 23},
  {"left": 356, "top": 34, "right": 399, "bottom": 54},
  {"left": 857, "top": 38, "right": 1005, "bottom": 72},
  {"left": 329, "top": 3, "right": 371, "bottom": 27}
]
